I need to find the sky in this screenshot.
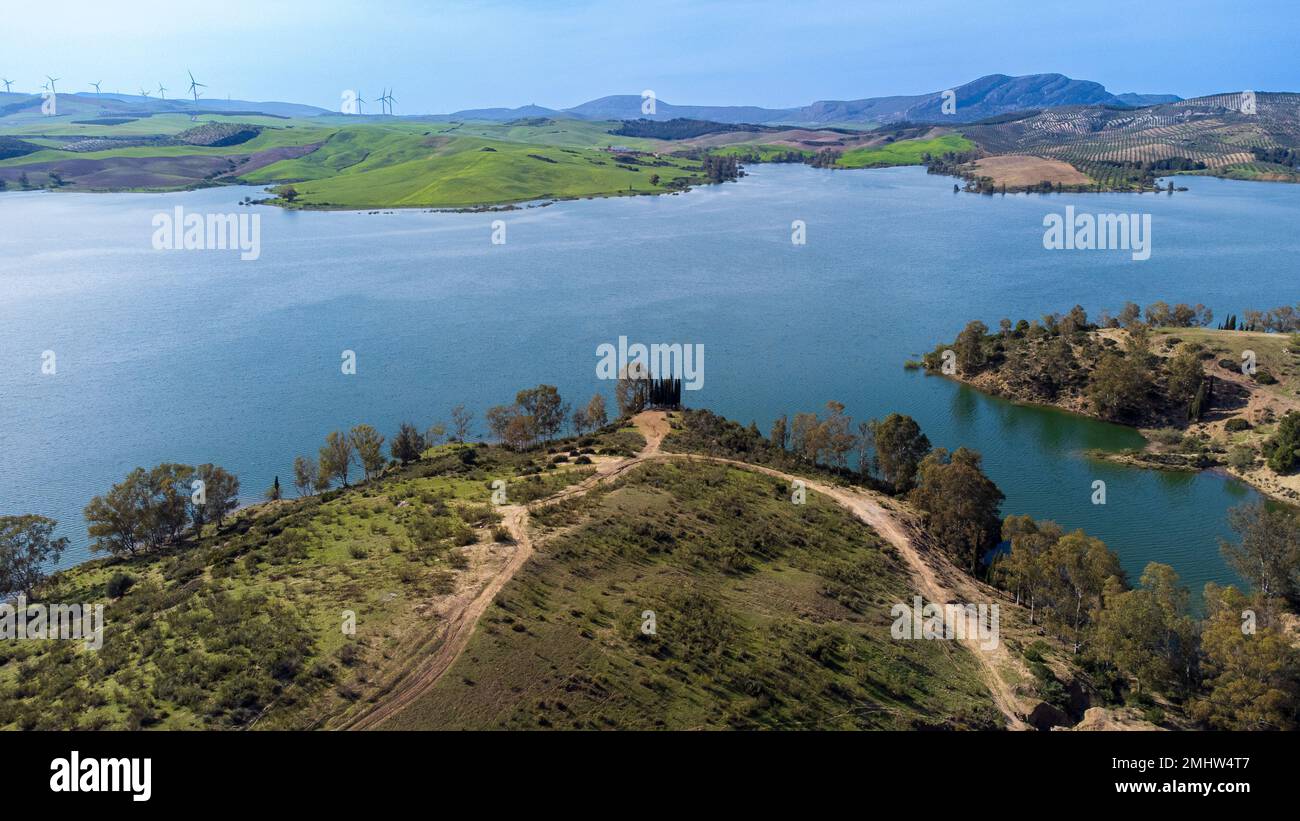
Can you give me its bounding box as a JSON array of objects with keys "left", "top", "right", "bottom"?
[{"left": 2, "top": 0, "right": 1297, "bottom": 113}]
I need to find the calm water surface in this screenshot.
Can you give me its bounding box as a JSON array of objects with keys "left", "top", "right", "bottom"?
[{"left": 3, "top": 165, "right": 1295, "bottom": 592}]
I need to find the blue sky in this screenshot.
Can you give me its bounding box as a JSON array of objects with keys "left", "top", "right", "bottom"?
[{"left": 3, "top": 0, "right": 1297, "bottom": 113}]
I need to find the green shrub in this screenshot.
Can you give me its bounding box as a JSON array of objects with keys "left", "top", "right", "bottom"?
[
  {"left": 1224, "top": 417, "right": 1251, "bottom": 432},
  {"left": 106, "top": 572, "right": 135, "bottom": 599}
]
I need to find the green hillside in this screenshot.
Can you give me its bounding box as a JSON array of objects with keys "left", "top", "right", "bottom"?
[{"left": 387, "top": 458, "right": 999, "bottom": 730}]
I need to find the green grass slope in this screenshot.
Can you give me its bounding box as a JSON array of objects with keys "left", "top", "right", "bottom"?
[
  {"left": 388, "top": 458, "right": 1000, "bottom": 730},
  {"left": 0, "top": 433, "right": 622, "bottom": 731},
  {"left": 835, "top": 134, "right": 974, "bottom": 168}
]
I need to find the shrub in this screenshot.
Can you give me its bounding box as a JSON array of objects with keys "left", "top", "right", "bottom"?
[
  {"left": 1224, "top": 417, "right": 1251, "bottom": 432},
  {"left": 492, "top": 526, "right": 515, "bottom": 543},
  {"left": 348, "top": 544, "right": 368, "bottom": 559},
  {"left": 1227, "top": 446, "right": 1255, "bottom": 470},
  {"left": 1255, "top": 371, "right": 1278, "bottom": 385},
  {"left": 106, "top": 572, "right": 135, "bottom": 599},
  {"left": 1149, "top": 428, "right": 1184, "bottom": 446}
]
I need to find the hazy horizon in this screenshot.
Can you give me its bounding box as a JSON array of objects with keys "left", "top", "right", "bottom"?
[{"left": 2, "top": 0, "right": 1298, "bottom": 114}]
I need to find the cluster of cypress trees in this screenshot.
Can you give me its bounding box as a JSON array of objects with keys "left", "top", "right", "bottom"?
[{"left": 646, "top": 377, "right": 682, "bottom": 408}]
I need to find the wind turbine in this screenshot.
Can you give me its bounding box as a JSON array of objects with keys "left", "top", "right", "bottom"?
[
  {"left": 355, "top": 91, "right": 366, "bottom": 114},
  {"left": 46, "top": 75, "right": 59, "bottom": 94},
  {"left": 139, "top": 87, "right": 151, "bottom": 99},
  {"left": 382, "top": 89, "right": 396, "bottom": 115},
  {"left": 187, "top": 69, "right": 206, "bottom": 103},
  {"left": 90, "top": 80, "right": 102, "bottom": 95},
  {"left": 157, "top": 83, "right": 167, "bottom": 100},
  {"left": 2, "top": 79, "right": 13, "bottom": 93}
]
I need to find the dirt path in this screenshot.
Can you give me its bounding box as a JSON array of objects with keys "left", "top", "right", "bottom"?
[
  {"left": 350, "top": 411, "right": 1026, "bottom": 730},
  {"left": 659, "top": 451, "right": 1028, "bottom": 730},
  {"left": 346, "top": 415, "right": 669, "bottom": 730},
  {"left": 344, "top": 505, "right": 534, "bottom": 730}
]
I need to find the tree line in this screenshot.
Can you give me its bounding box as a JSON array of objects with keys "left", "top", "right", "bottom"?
[{"left": 993, "top": 501, "right": 1300, "bottom": 729}]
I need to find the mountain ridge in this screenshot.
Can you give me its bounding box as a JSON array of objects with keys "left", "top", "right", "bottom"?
[{"left": 0, "top": 72, "right": 1181, "bottom": 125}]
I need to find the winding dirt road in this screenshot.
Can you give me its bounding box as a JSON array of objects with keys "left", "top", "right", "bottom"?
[{"left": 346, "top": 411, "right": 1026, "bottom": 730}]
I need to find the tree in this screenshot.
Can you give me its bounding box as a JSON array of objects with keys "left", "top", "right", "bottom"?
[
  {"left": 280, "top": 185, "right": 300, "bottom": 203},
  {"left": 0, "top": 515, "right": 67, "bottom": 598},
  {"left": 486, "top": 404, "right": 534, "bottom": 450},
  {"left": 995, "top": 516, "right": 1063, "bottom": 624},
  {"left": 1144, "top": 301, "right": 1172, "bottom": 326},
  {"left": 293, "top": 456, "right": 318, "bottom": 496},
  {"left": 789, "top": 411, "right": 823, "bottom": 464},
  {"left": 1265, "top": 411, "right": 1300, "bottom": 474},
  {"left": 1093, "top": 562, "right": 1196, "bottom": 694},
  {"left": 85, "top": 468, "right": 151, "bottom": 557},
  {"left": 615, "top": 364, "right": 648, "bottom": 417},
  {"left": 148, "top": 463, "right": 195, "bottom": 546},
  {"left": 818, "top": 401, "right": 856, "bottom": 469},
  {"left": 1087, "top": 351, "right": 1148, "bottom": 420},
  {"left": 1165, "top": 346, "right": 1204, "bottom": 408},
  {"left": 770, "top": 415, "right": 789, "bottom": 451},
  {"left": 191, "top": 463, "right": 239, "bottom": 532},
  {"left": 866, "top": 413, "right": 931, "bottom": 492},
  {"left": 320, "top": 431, "right": 354, "bottom": 487},
  {"left": 350, "top": 424, "right": 386, "bottom": 480},
  {"left": 1060, "top": 304, "right": 1089, "bottom": 336},
  {"left": 571, "top": 406, "right": 590, "bottom": 435},
  {"left": 391, "top": 422, "right": 426, "bottom": 465},
  {"left": 517, "top": 385, "right": 566, "bottom": 441},
  {"left": 265, "top": 476, "right": 282, "bottom": 501},
  {"left": 84, "top": 463, "right": 220, "bottom": 556},
  {"left": 1118, "top": 301, "right": 1143, "bottom": 329},
  {"left": 425, "top": 422, "right": 447, "bottom": 447},
  {"left": 953, "top": 320, "right": 989, "bottom": 374},
  {"left": 1045, "top": 529, "right": 1124, "bottom": 652},
  {"left": 1219, "top": 501, "right": 1300, "bottom": 603},
  {"left": 450, "top": 405, "right": 474, "bottom": 442},
  {"left": 910, "top": 447, "right": 1004, "bottom": 573},
  {"left": 1191, "top": 584, "right": 1300, "bottom": 730},
  {"left": 583, "top": 393, "right": 608, "bottom": 430}
]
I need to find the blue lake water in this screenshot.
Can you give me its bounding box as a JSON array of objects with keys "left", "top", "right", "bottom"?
[{"left": 3, "top": 164, "right": 1296, "bottom": 593}]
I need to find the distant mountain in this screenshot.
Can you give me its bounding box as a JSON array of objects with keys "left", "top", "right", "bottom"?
[
  {"left": 0, "top": 73, "right": 1186, "bottom": 127},
  {"left": 561, "top": 95, "right": 793, "bottom": 124},
  {"left": 439, "top": 74, "right": 1182, "bottom": 126},
  {"left": 1113, "top": 92, "right": 1183, "bottom": 107},
  {"left": 0, "top": 92, "right": 329, "bottom": 121}
]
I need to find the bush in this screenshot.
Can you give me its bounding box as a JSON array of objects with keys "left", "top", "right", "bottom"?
[
  {"left": 1255, "top": 371, "right": 1278, "bottom": 385},
  {"left": 106, "top": 572, "right": 135, "bottom": 599},
  {"left": 492, "top": 526, "right": 515, "bottom": 543},
  {"left": 348, "top": 544, "right": 368, "bottom": 559},
  {"left": 1149, "top": 428, "right": 1184, "bottom": 446},
  {"left": 1227, "top": 446, "right": 1255, "bottom": 470},
  {"left": 1224, "top": 417, "right": 1252, "bottom": 432}
]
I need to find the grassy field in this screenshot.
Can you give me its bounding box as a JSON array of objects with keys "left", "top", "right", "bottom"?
[
  {"left": 245, "top": 130, "right": 706, "bottom": 209},
  {"left": 0, "top": 431, "right": 627, "bottom": 731},
  {"left": 0, "top": 108, "right": 716, "bottom": 206},
  {"left": 835, "top": 134, "right": 974, "bottom": 168},
  {"left": 388, "top": 457, "right": 999, "bottom": 730}
]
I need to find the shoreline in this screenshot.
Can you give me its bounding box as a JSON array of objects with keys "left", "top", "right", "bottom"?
[{"left": 927, "top": 368, "right": 1300, "bottom": 507}]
